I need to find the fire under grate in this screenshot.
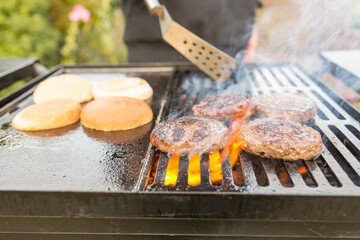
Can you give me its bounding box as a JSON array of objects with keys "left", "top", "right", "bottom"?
[{"left": 143, "top": 64, "right": 360, "bottom": 195}]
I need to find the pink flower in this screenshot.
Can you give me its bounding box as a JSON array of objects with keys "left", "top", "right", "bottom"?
[{"left": 68, "top": 4, "right": 91, "bottom": 23}]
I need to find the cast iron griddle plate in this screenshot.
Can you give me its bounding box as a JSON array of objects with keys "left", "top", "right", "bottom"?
[{"left": 0, "top": 66, "right": 173, "bottom": 191}]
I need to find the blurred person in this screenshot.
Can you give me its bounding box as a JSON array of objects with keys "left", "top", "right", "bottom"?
[{"left": 122, "top": 0, "right": 258, "bottom": 62}]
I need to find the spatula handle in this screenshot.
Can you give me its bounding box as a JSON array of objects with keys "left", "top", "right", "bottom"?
[{"left": 144, "top": 0, "right": 163, "bottom": 16}]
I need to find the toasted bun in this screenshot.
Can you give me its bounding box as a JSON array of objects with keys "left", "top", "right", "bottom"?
[
  {"left": 81, "top": 96, "right": 153, "bottom": 131},
  {"left": 33, "top": 74, "right": 93, "bottom": 104},
  {"left": 92, "top": 77, "right": 153, "bottom": 100},
  {"left": 12, "top": 99, "right": 81, "bottom": 131}
]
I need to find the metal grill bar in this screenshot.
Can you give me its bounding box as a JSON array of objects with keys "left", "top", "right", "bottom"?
[
  {"left": 337, "top": 125, "right": 360, "bottom": 152},
  {"left": 200, "top": 155, "right": 211, "bottom": 186},
  {"left": 1, "top": 63, "right": 360, "bottom": 239},
  {"left": 298, "top": 160, "right": 318, "bottom": 187},
  {"left": 284, "top": 161, "right": 307, "bottom": 188},
  {"left": 304, "top": 160, "right": 329, "bottom": 187},
  {"left": 177, "top": 156, "right": 189, "bottom": 188},
  {"left": 153, "top": 152, "right": 168, "bottom": 185},
  {"left": 291, "top": 67, "right": 354, "bottom": 119},
  {"left": 319, "top": 125, "right": 360, "bottom": 175},
  {"left": 146, "top": 64, "right": 360, "bottom": 195},
  {"left": 220, "top": 158, "right": 235, "bottom": 190},
  {"left": 239, "top": 153, "right": 258, "bottom": 187},
  {"left": 261, "top": 159, "right": 287, "bottom": 188}
]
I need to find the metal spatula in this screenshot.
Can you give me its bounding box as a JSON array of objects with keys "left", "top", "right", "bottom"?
[{"left": 144, "top": 0, "right": 237, "bottom": 81}]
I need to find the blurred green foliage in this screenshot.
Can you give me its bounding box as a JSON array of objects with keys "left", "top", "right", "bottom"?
[
  {"left": 0, "top": 0, "right": 127, "bottom": 67},
  {"left": 0, "top": 0, "right": 127, "bottom": 98},
  {"left": 0, "top": 0, "right": 62, "bottom": 67},
  {"left": 54, "top": 0, "right": 127, "bottom": 65}
]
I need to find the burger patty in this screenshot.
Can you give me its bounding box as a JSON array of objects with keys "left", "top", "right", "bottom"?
[
  {"left": 243, "top": 118, "right": 322, "bottom": 160},
  {"left": 192, "top": 92, "right": 251, "bottom": 120},
  {"left": 150, "top": 117, "right": 228, "bottom": 154},
  {"left": 253, "top": 92, "right": 317, "bottom": 122}
]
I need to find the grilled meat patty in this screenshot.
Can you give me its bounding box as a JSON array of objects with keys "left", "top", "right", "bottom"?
[
  {"left": 253, "top": 92, "right": 317, "bottom": 122},
  {"left": 192, "top": 92, "right": 251, "bottom": 120},
  {"left": 150, "top": 117, "right": 228, "bottom": 154},
  {"left": 243, "top": 118, "right": 322, "bottom": 160}
]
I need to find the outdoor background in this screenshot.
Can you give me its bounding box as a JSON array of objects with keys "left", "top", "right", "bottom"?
[
  {"left": 0, "top": 0, "right": 127, "bottom": 68},
  {"left": 0, "top": 0, "right": 359, "bottom": 107}
]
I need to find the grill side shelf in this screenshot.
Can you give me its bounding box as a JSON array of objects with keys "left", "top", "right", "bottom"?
[{"left": 0, "top": 66, "right": 63, "bottom": 115}]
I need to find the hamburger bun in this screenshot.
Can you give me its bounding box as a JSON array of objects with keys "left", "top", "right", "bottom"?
[
  {"left": 12, "top": 99, "right": 81, "bottom": 131},
  {"left": 92, "top": 77, "right": 153, "bottom": 100},
  {"left": 81, "top": 96, "right": 153, "bottom": 131},
  {"left": 33, "top": 74, "right": 93, "bottom": 104}
]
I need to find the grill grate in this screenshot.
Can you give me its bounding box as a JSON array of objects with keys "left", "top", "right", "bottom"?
[
  {"left": 145, "top": 65, "right": 360, "bottom": 194},
  {"left": 0, "top": 64, "right": 359, "bottom": 238}
]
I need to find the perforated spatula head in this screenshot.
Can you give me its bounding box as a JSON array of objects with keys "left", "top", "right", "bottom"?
[{"left": 144, "top": 0, "right": 237, "bottom": 81}]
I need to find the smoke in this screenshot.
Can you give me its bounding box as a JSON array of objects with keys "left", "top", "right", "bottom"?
[
  {"left": 242, "top": 0, "right": 360, "bottom": 75},
  {"left": 159, "top": 0, "right": 360, "bottom": 156}
]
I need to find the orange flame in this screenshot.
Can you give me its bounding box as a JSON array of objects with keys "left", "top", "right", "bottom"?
[
  {"left": 298, "top": 166, "right": 308, "bottom": 175},
  {"left": 188, "top": 154, "right": 201, "bottom": 186},
  {"left": 229, "top": 140, "right": 247, "bottom": 166},
  {"left": 164, "top": 106, "right": 253, "bottom": 187},
  {"left": 220, "top": 107, "right": 253, "bottom": 165},
  {"left": 164, "top": 153, "right": 179, "bottom": 186},
  {"left": 209, "top": 150, "right": 222, "bottom": 183}
]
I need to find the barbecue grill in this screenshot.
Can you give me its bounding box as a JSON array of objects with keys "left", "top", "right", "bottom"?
[{"left": 0, "top": 62, "right": 359, "bottom": 239}]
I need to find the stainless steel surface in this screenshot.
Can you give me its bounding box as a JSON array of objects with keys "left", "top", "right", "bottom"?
[
  {"left": 0, "top": 190, "right": 358, "bottom": 238},
  {"left": 0, "top": 58, "right": 41, "bottom": 91},
  {"left": 1, "top": 63, "right": 359, "bottom": 195},
  {"left": 144, "top": 0, "right": 163, "bottom": 16},
  {"left": 321, "top": 50, "right": 360, "bottom": 79},
  {"left": 1, "top": 216, "right": 359, "bottom": 238},
  {"left": 145, "top": 1, "right": 236, "bottom": 81},
  {"left": 0, "top": 66, "right": 173, "bottom": 191},
  {"left": 0, "top": 63, "right": 359, "bottom": 239},
  {"left": 144, "top": 64, "right": 360, "bottom": 196},
  {"left": 0, "top": 58, "right": 37, "bottom": 79},
  {"left": 321, "top": 50, "right": 360, "bottom": 94}
]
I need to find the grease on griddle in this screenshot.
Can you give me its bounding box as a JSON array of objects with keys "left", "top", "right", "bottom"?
[
  {"left": 23, "top": 122, "right": 80, "bottom": 138},
  {"left": 83, "top": 122, "right": 152, "bottom": 144}
]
